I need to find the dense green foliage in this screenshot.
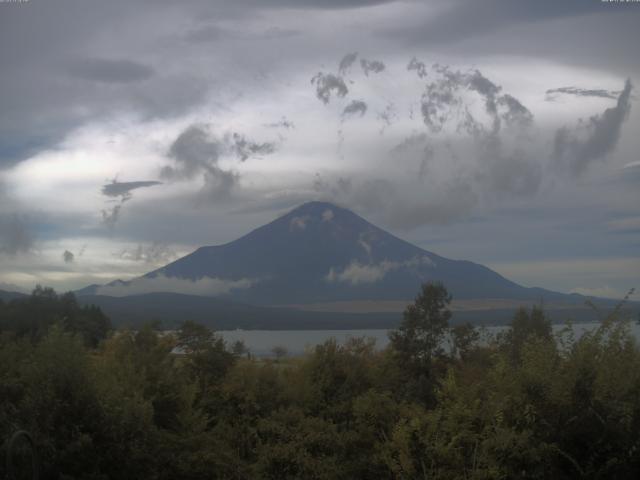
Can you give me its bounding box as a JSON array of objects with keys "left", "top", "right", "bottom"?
[
  {"left": 1, "top": 284, "right": 640, "bottom": 479},
  {"left": 0, "top": 286, "right": 111, "bottom": 347}
]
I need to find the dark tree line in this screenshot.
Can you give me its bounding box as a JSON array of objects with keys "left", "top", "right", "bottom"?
[
  {"left": 0, "top": 286, "right": 111, "bottom": 346},
  {"left": 1, "top": 283, "right": 640, "bottom": 479}
]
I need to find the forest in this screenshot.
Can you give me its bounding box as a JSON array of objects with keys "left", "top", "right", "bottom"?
[{"left": 1, "top": 283, "right": 639, "bottom": 479}]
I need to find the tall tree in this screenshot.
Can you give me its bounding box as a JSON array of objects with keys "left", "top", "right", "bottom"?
[
  {"left": 390, "top": 282, "right": 452, "bottom": 364},
  {"left": 388, "top": 282, "right": 452, "bottom": 403}
]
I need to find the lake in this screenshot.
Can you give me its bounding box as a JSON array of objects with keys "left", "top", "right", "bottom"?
[{"left": 219, "top": 321, "right": 640, "bottom": 357}]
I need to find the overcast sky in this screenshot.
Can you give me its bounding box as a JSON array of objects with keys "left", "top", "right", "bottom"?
[{"left": 0, "top": 0, "right": 639, "bottom": 299}]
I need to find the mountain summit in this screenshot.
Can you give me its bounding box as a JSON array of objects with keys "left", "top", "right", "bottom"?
[{"left": 82, "top": 201, "right": 574, "bottom": 306}]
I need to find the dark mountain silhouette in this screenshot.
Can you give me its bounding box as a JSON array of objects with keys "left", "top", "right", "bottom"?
[
  {"left": 0, "top": 289, "right": 28, "bottom": 302},
  {"left": 78, "top": 201, "right": 586, "bottom": 306}
]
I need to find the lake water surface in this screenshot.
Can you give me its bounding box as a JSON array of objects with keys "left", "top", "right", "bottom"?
[{"left": 219, "top": 322, "right": 640, "bottom": 357}]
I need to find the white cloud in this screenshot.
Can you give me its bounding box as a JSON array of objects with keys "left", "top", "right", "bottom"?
[
  {"left": 0, "top": 236, "right": 195, "bottom": 293},
  {"left": 289, "top": 215, "right": 310, "bottom": 231},
  {"left": 322, "top": 208, "right": 334, "bottom": 222},
  {"left": 326, "top": 255, "right": 434, "bottom": 285},
  {"left": 358, "top": 238, "right": 372, "bottom": 256},
  {"left": 327, "top": 261, "right": 389, "bottom": 285},
  {"left": 95, "top": 273, "right": 256, "bottom": 297}
]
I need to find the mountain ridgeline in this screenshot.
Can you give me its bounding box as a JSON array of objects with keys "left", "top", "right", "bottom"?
[{"left": 81, "top": 202, "right": 577, "bottom": 305}]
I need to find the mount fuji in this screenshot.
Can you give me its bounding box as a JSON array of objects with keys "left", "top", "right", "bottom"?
[{"left": 78, "top": 201, "right": 582, "bottom": 308}]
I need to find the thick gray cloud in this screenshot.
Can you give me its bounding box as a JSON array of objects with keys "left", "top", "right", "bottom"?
[
  {"left": 388, "top": 0, "right": 617, "bottom": 47},
  {"left": 382, "top": 0, "right": 640, "bottom": 82},
  {"left": 308, "top": 60, "right": 541, "bottom": 229},
  {"left": 415, "top": 65, "right": 540, "bottom": 203},
  {"left": 119, "top": 242, "right": 177, "bottom": 265},
  {"left": 465, "top": 69, "right": 502, "bottom": 133},
  {"left": 554, "top": 80, "right": 633, "bottom": 175},
  {"left": 380, "top": 179, "right": 479, "bottom": 229},
  {"left": 102, "top": 180, "right": 162, "bottom": 200},
  {"left": 162, "top": 124, "right": 279, "bottom": 200},
  {"left": 101, "top": 205, "right": 121, "bottom": 231},
  {"left": 0, "top": 215, "right": 33, "bottom": 256},
  {"left": 201, "top": 168, "right": 240, "bottom": 201},
  {"left": 420, "top": 68, "right": 464, "bottom": 134},
  {"left": 63, "top": 250, "right": 75, "bottom": 263},
  {"left": 419, "top": 65, "right": 533, "bottom": 136},
  {"left": 0, "top": 1, "right": 213, "bottom": 168},
  {"left": 1, "top": 0, "right": 637, "bottom": 174},
  {"left": 162, "top": 125, "right": 222, "bottom": 181},
  {"left": 475, "top": 140, "right": 542, "bottom": 198},
  {"left": 161, "top": 124, "right": 276, "bottom": 200},
  {"left": 342, "top": 100, "right": 368, "bottom": 119},
  {"left": 1, "top": 0, "right": 638, "bottom": 296},
  {"left": 497, "top": 95, "right": 533, "bottom": 128},
  {"left": 163, "top": 125, "right": 276, "bottom": 179},
  {"left": 229, "top": 133, "right": 276, "bottom": 162},
  {"left": 311, "top": 72, "right": 349, "bottom": 104},
  {"left": 311, "top": 172, "right": 479, "bottom": 230},
  {"left": 67, "top": 58, "right": 154, "bottom": 84},
  {"left": 264, "top": 117, "right": 295, "bottom": 129},
  {"left": 389, "top": 132, "right": 432, "bottom": 177},
  {"left": 546, "top": 86, "right": 620, "bottom": 101},
  {"left": 99, "top": 180, "right": 162, "bottom": 230},
  {"left": 338, "top": 52, "right": 359, "bottom": 75},
  {"left": 360, "top": 58, "right": 386, "bottom": 76},
  {"left": 407, "top": 57, "right": 427, "bottom": 79}
]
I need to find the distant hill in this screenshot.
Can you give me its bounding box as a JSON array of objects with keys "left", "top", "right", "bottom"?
[
  {"left": 77, "top": 292, "right": 399, "bottom": 330},
  {"left": 76, "top": 292, "right": 613, "bottom": 330},
  {"left": 0, "top": 289, "right": 28, "bottom": 302},
  {"left": 78, "top": 201, "right": 591, "bottom": 306}
]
